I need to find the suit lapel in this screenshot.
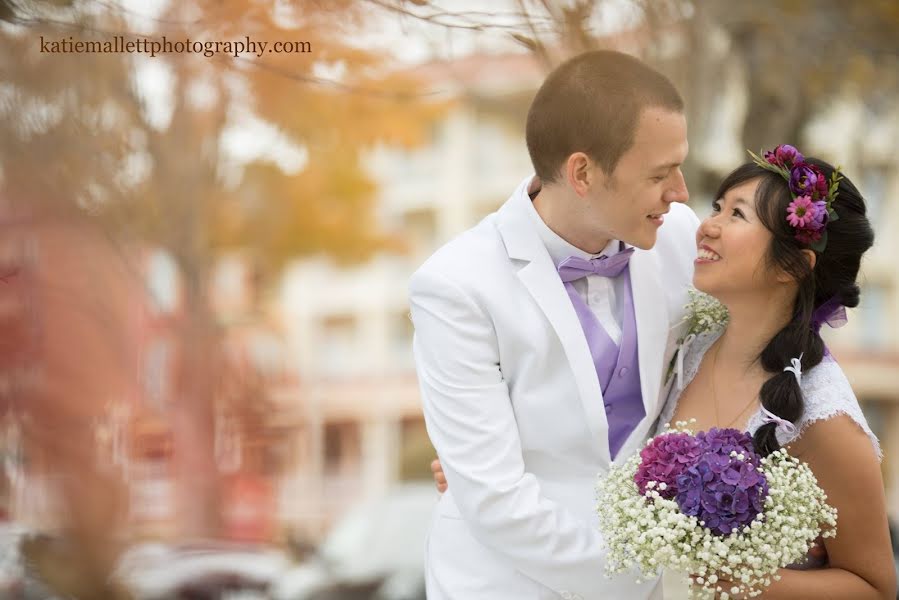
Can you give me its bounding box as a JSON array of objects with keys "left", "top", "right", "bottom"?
[
  {"left": 628, "top": 249, "right": 668, "bottom": 423},
  {"left": 497, "top": 182, "right": 610, "bottom": 464}
]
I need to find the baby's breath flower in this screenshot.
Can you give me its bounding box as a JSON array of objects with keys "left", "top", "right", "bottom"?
[{"left": 596, "top": 429, "right": 837, "bottom": 598}]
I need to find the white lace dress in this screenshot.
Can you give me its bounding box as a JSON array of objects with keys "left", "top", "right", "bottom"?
[
  {"left": 655, "top": 327, "right": 881, "bottom": 596},
  {"left": 656, "top": 326, "right": 882, "bottom": 460}
]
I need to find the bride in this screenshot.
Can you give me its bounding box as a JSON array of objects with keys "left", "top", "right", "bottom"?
[
  {"left": 431, "top": 145, "right": 897, "bottom": 599},
  {"left": 658, "top": 145, "right": 894, "bottom": 598}
]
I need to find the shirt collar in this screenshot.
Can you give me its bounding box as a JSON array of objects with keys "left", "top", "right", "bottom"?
[{"left": 523, "top": 179, "right": 621, "bottom": 269}]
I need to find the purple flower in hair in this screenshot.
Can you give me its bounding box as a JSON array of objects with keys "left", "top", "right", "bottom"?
[
  {"left": 789, "top": 164, "right": 829, "bottom": 200},
  {"left": 764, "top": 144, "right": 803, "bottom": 168},
  {"left": 808, "top": 200, "right": 829, "bottom": 231}
]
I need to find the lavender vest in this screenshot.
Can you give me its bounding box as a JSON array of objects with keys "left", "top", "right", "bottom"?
[{"left": 586, "top": 267, "right": 644, "bottom": 459}]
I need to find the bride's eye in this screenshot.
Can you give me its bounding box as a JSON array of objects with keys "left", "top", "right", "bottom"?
[
  {"left": 733, "top": 208, "right": 746, "bottom": 219},
  {"left": 711, "top": 201, "right": 721, "bottom": 212}
]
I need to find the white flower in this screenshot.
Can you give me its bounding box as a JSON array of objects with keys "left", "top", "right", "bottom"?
[{"left": 666, "top": 289, "right": 730, "bottom": 382}]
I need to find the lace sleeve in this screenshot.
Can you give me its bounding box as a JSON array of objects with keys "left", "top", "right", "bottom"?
[{"left": 746, "top": 358, "right": 882, "bottom": 461}]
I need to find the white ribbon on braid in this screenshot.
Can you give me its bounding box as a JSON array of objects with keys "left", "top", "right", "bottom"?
[
  {"left": 759, "top": 353, "right": 804, "bottom": 435},
  {"left": 783, "top": 352, "right": 804, "bottom": 385}
]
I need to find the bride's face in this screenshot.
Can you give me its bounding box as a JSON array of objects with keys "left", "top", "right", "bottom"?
[{"left": 693, "top": 178, "right": 783, "bottom": 298}]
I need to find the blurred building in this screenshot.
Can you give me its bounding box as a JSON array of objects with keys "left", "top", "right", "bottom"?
[
  {"left": 277, "top": 47, "right": 899, "bottom": 538},
  {"left": 277, "top": 52, "right": 543, "bottom": 539},
  {"left": 126, "top": 248, "right": 301, "bottom": 543}
]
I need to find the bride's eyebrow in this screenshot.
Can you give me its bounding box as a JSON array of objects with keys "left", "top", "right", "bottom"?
[{"left": 717, "top": 196, "right": 750, "bottom": 206}]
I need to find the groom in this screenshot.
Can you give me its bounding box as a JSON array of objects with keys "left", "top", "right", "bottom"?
[{"left": 409, "top": 50, "right": 698, "bottom": 600}]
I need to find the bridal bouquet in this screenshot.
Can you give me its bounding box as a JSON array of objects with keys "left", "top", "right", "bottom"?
[{"left": 596, "top": 423, "right": 837, "bottom": 598}]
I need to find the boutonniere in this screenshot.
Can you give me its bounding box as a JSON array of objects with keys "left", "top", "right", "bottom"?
[{"left": 665, "top": 288, "right": 729, "bottom": 389}]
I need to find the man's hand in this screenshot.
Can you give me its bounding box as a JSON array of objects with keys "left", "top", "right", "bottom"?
[
  {"left": 431, "top": 458, "right": 447, "bottom": 493},
  {"left": 807, "top": 535, "right": 829, "bottom": 565}
]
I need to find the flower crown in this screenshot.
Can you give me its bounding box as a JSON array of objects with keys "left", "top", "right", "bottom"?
[{"left": 747, "top": 145, "right": 842, "bottom": 252}]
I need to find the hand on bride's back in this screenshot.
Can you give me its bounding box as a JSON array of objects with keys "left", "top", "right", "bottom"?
[
  {"left": 431, "top": 458, "right": 447, "bottom": 493},
  {"left": 807, "top": 535, "right": 829, "bottom": 565}
]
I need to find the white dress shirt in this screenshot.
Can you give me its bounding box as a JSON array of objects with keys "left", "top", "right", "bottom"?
[{"left": 524, "top": 195, "right": 625, "bottom": 345}]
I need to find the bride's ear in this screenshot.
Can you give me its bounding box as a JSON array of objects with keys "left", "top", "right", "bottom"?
[
  {"left": 775, "top": 249, "right": 817, "bottom": 283},
  {"left": 801, "top": 249, "right": 817, "bottom": 271}
]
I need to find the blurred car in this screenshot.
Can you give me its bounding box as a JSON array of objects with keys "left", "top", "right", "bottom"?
[
  {"left": 270, "top": 483, "right": 436, "bottom": 600},
  {"left": 115, "top": 539, "right": 291, "bottom": 599}
]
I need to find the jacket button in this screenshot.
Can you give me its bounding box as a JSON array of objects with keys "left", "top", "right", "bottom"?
[{"left": 618, "top": 366, "right": 629, "bottom": 378}]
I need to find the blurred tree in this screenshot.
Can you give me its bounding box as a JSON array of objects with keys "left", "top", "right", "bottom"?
[
  {"left": 374, "top": 0, "right": 899, "bottom": 194},
  {"left": 0, "top": 0, "right": 442, "bottom": 593},
  {"left": 683, "top": 0, "right": 899, "bottom": 156}
]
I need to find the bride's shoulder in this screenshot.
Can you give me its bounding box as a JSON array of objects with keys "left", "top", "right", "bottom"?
[
  {"left": 801, "top": 357, "right": 856, "bottom": 408},
  {"left": 795, "top": 358, "right": 882, "bottom": 460}
]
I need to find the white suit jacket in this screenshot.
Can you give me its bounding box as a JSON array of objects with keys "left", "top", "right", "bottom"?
[{"left": 409, "top": 176, "right": 698, "bottom": 600}]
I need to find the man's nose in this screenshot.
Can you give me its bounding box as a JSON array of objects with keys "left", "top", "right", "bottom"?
[{"left": 663, "top": 170, "right": 689, "bottom": 204}]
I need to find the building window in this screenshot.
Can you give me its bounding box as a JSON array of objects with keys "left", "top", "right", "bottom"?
[
  {"left": 143, "top": 339, "right": 171, "bottom": 410},
  {"left": 391, "top": 311, "right": 415, "bottom": 368},
  {"left": 323, "top": 421, "right": 361, "bottom": 475},
  {"left": 319, "top": 314, "right": 357, "bottom": 375},
  {"left": 146, "top": 249, "right": 180, "bottom": 315},
  {"left": 859, "top": 283, "right": 889, "bottom": 350}
]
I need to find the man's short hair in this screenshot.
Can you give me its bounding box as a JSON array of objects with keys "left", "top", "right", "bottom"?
[{"left": 525, "top": 50, "right": 684, "bottom": 183}]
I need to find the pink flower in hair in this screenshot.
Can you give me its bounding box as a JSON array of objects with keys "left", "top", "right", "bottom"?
[{"left": 786, "top": 196, "right": 819, "bottom": 229}]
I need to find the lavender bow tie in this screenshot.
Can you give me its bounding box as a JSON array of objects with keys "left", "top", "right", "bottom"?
[{"left": 557, "top": 248, "right": 635, "bottom": 282}]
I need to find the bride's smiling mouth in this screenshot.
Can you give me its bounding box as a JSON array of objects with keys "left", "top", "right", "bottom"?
[{"left": 695, "top": 244, "right": 722, "bottom": 264}]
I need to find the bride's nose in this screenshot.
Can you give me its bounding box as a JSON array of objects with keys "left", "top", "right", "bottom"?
[{"left": 698, "top": 216, "right": 721, "bottom": 239}]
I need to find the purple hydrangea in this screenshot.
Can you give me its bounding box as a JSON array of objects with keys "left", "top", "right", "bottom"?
[
  {"left": 674, "top": 429, "right": 768, "bottom": 536},
  {"left": 764, "top": 144, "right": 803, "bottom": 168},
  {"left": 789, "top": 164, "right": 829, "bottom": 201},
  {"left": 694, "top": 428, "right": 758, "bottom": 465},
  {"left": 633, "top": 432, "right": 703, "bottom": 498}
]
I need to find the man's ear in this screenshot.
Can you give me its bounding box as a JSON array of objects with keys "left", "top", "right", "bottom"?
[{"left": 565, "top": 152, "right": 595, "bottom": 198}]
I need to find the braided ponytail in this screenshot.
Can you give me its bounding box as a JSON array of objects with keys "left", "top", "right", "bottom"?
[{"left": 713, "top": 159, "right": 874, "bottom": 457}]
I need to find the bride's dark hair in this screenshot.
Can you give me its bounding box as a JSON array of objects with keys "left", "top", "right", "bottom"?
[{"left": 713, "top": 158, "right": 874, "bottom": 457}]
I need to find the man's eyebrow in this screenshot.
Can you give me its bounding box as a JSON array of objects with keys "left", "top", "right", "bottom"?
[{"left": 650, "top": 162, "right": 681, "bottom": 171}]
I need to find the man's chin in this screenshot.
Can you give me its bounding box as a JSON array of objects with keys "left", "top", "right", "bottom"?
[{"left": 626, "top": 231, "right": 657, "bottom": 251}]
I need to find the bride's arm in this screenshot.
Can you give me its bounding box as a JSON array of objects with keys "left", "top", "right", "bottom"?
[{"left": 754, "top": 414, "right": 896, "bottom": 599}]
